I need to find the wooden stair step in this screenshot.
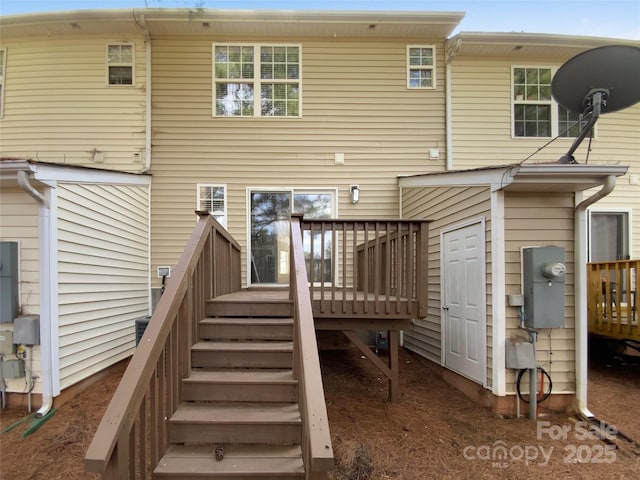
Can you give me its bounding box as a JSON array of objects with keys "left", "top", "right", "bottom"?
[
  {"left": 199, "top": 317, "right": 293, "bottom": 341},
  {"left": 182, "top": 370, "right": 298, "bottom": 402},
  {"left": 155, "top": 444, "right": 304, "bottom": 479},
  {"left": 169, "top": 403, "right": 301, "bottom": 444},
  {"left": 206, "top": 298, "right": 293, "bottom": 318},
  {"left": 191, "top": 341, "right": 293, "bottom": 369}
]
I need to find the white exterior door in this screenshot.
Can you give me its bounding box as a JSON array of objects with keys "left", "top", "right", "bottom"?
[{"left": 442, "top": 220, "right": 486, "bottom": 384}]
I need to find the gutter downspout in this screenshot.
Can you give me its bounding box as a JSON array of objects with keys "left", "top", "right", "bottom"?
[
  {"left": 17, "top": 171, "right": 54, "bottom": 417},
  {"left": 445, "top": 61, "right": 453, "bottom": 171},
  {"left": 574, "top": 175, "right": 616, "bottom": 418}
]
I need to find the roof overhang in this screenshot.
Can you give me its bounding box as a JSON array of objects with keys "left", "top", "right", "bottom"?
[
  {"left": 446, "top": 32, "right": 640, "bottom": 63},
  {"left": 398, "top": 164, "right": 630, "bottom": 193},
  {"left": 0, "top": 8, "right": 465, "bottom": 39},
  {"left": 0, "top": 159, "right": 151, "bottom": 189}
]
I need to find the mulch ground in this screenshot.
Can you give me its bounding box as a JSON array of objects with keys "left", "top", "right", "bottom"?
[{"left": 1, "top": 345, "right": 639, "bottom": 479}]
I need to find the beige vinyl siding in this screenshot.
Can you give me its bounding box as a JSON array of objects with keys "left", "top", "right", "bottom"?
[
  {"left": 401, "top": 185, "right": 492, "bottom": 385},
  {"left": 449, "top": 59, "right": 640, "bottom": 169},
  {"left": 0, "top": 35, "right": 146, "bottom": 172},
  {"left": 57, "top": 183, "right": 149, "bottom": 390},
  {"left": 150, "top": 37, "right": 449, "bottom": 285},
  {"left": 504, "top": 191, "right": 575, "bottom": 394},
  {"left": 0, "top": 188, "right": 42, "bottom": 393}
]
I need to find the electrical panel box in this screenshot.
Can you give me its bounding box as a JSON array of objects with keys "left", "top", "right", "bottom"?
[
  {"left": 506, "top": 338, "right": 535, "bottom": 369},
  {"left": 0, "top": 330, "right": 14, "bottom": 355},
  {"left": 0, "top": 242, "right": 19, "bottom": 323},
  {"left": 523, "top": 246, "right": 566, "bottom": 328},
  {"left": 0, "top": 358, "right": 25, "bottom": 378},
  {"left": 13, "top": 315, "right": 40, "bottom": 345}
]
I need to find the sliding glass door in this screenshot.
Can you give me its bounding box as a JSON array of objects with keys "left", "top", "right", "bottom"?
[{"left": 250, "top": 189, "right": 334, "bottom": 285}]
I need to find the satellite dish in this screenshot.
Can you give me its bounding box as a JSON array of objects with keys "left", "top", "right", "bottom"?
[{"left": 551, "top": 45, "right": 640, "bottom": 163}]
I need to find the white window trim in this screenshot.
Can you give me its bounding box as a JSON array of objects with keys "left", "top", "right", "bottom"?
[
  {"left": 407, "top": 45, "right": 436, "bottom": 90},
  {"left": 197, "top": 183, "right": 227, "bottom": 227},
  {"left": 212, "top": 43, "right": 303, "bottom": 118},
  {"left": 587, "top": 207, "right": 632, "bottom": 260},
  {"left": 511, "top": 65, "right": 598, "bottom": 140},
  {"left": 106, "top": 43, "right": 135, "bottom": 86},
  {"left": 511, "top": 65, "right": 556, "bottom": 139},
  {"left": 0, "top": 47, "right": 6, "bottom": 118}
]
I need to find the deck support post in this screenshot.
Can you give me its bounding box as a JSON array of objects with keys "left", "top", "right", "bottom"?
[
  {"left": 342, "top": 330, "right": 401, "bottom": 403},
  {"left": 388, "top": 330, "right": 400, "bottom": 403}
]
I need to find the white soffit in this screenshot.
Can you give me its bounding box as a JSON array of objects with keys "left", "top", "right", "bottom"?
[
  {"left": 0, "top": 9, "right": 465, "bottom": 39},
  {"left": 399, "top": 164, "right": 629, "bottom": 193}
]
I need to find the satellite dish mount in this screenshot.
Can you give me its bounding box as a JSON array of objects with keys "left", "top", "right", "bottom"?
[{"left": 551, "top": 45, "right": 640, "bottom": 164}]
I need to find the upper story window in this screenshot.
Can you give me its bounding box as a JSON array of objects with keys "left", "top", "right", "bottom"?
[
  {"left": 0, "top": 48, "right": 5, "bottom": 117},
  {"left": 407, "top": 45, "right": 436, "bottom": 89},
  {"left": 107, "top": 44, "right": 134, "bottom": 86},
  {"left": 197, "top": 184, "right": 227, "bottom": 227},
  {"left": 512, "top": 66, "right": 592, "bottom": 138},
  {"left": 213, "top": 44, "right": 301, "bottom": 117}
]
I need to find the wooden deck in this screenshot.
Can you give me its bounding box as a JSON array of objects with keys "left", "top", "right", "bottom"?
[{"left": 211, "top": 288, "right": 413, "bottom": 327}]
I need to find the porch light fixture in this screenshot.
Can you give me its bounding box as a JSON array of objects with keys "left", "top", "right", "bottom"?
[{"left": 350, "top": 185, "right": 360, "bottom": 204}]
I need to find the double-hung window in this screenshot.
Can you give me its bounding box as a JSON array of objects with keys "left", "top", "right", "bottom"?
[
  {"left": 0, "top": 48, "right": 5, "bottom": 117},
  {"left": 107, "top": 44, "right": 134, "bottom": 85},
  {"left": 407, "top": 45, "right": 436, "bottom": 89},
  {"left": 512, "top": 66, "right": 592, "bottom": 138},
  {"left": 213, "top": 44, "right": 301, "bottom": 117},
  {"left": 197, "top": 184, "right": 227, "bottom": 227}
]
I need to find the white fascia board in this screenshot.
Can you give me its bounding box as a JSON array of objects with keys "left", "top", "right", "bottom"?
[
  {"left": 398, "top": 168, "right": 508, "bottom": 189},
  {"left": 1, "top": 161, "right": 151, "bottom": 186},
  {"left": 32, "top": 165, "right": 151, "bottom": 186},
  {"left": 398, "top": 164, "right": 629, "bottom": 191}
]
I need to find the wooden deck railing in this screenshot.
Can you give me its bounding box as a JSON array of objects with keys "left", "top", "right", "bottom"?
[
  {"left": 587, "top": 259, "right": 639, "bottom": 342},
  {"left": 290, "top": 216, "right": 334, "bottom": 478},
  {"left": 300, "top": 218, "right": 429, "bottom": 319},
  {"left": 84, "top": 213, "right": 241, "bottom": 478}
]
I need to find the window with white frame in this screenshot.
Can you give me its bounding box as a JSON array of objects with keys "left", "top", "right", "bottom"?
[
  {"left": 197, "top": 184, "right": 227, "bottom": 227},
  {"left": 407, "top": 45, "right": 435, "bottom": 89},
  {"left": 213, "top": 44, "right": 301, "bottom": 117},
  {"left": 512, "top": 66, "right": 593, "bottom": 138},
  {"left": 0, "top": 48, "right": 5, "bottom": 117},
  {"left": 588, "top": 210, "right": 630, "bottom": 261},
  {"left": 107, "top": 44, "right": 134, "bottom": 85}
]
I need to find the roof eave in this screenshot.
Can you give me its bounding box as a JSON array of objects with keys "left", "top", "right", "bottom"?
[{"left": 398, "top": 164, "right": 630, "bottom": 193}]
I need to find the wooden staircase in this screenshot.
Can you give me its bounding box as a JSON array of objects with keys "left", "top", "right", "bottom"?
[{"left": 154, "top": 292, "right": 305, "bottom": 479}]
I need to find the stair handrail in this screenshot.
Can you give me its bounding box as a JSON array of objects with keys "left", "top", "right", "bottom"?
[
  {"left": 85, "top": 212, "right": 241, "bottom": 478},
  {"left": 290, "top": 215, "right": 334, "bottom": 477}
]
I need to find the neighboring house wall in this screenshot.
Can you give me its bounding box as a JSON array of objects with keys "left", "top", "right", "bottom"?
[
  {"left": 56, "top": 183, "right": 150, "bottom": 390},
  {"left": 0, "top": 34, "right": 147, "bottom": 172},
  {"left": 504, "top": 191, "right": 576, "bottom": 395},
  {"left": 401, "top": 185, "right": 492, "bottom": 386},
  {"left": 150, "top": 37, "right": 449, "bottom": 287},
  {"left": 0, "top": 187, "right": 41, "bottom": 393},
  {"left": 448, "top": 54, "right": 640, "bottom": 259}
]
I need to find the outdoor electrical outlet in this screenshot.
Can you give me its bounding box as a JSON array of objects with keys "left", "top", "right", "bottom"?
[{"left": 157, "top": 266, "right": 171, "bottom": 278}]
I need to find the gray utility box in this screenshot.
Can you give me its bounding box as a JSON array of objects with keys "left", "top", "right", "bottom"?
[
  {"left": 13, "top": 315, "right": 40, "bottom": 345},
  {"left": 506, "top": 338, "right": 535, "bottom": 369},
  {"left": 523, "top": 246, "right": 566, "bottom": 329},
  {"left": 0, "top": 242, "right": 19, "bottom": 323}
]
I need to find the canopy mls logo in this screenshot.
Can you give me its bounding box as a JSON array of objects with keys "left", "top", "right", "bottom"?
[{"left": 463, "top": 421, "right": 617, "bottom": 468}]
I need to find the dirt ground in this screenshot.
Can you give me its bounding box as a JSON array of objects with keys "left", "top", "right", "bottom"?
[{"left": 1, "top": 346, "right": 639, "bottom": 480}]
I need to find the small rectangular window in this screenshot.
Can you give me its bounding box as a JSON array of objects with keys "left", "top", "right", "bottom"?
[
  {"left": 407, "top": 45, "right": 435, "bottom": 89},
  {"left": 107, "top": 44, "right": 134, "bottom": 86},
  {"left": 197, "top": 184, "right": 227, "bottom": 227},
  {"left": 0, "top": 48, "right": 5, "bottom": 117}
]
